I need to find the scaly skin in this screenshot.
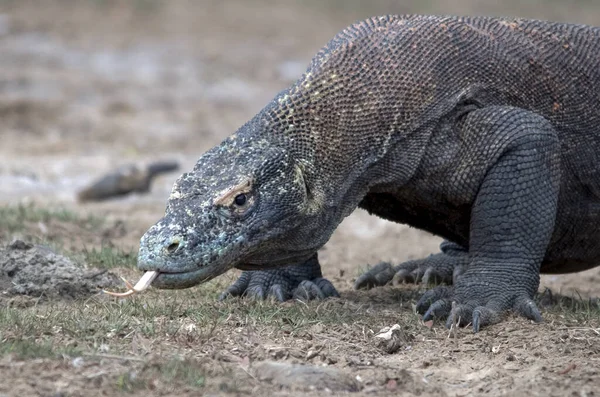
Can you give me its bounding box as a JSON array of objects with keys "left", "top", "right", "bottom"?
[{"left": 138, "top": 15, "right": 600, "bottom": 332}]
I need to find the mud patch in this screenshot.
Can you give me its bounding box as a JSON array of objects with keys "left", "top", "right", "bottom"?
[{"left": 0, "top": 239, "right": 119, "bottom": 299}]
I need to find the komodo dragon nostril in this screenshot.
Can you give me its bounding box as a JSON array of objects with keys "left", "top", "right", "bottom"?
[{"left": 166, "top": 240, "right": 181, "bottom": 254}]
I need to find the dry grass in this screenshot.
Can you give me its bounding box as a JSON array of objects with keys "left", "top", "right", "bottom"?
[{"left": 0, "top": 203, "right": 599, "bottom": 395}]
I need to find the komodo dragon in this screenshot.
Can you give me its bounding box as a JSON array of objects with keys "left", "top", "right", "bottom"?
[
  {"left": 136, "top": 15, "right": 600, "bottom": 331},
  {"left": 78, "top": 161, "right": 179, "bottom": 202}
]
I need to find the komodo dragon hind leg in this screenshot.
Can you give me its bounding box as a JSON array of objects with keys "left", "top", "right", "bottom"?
[
  {"left": 354, "top": 240, "right": 469, "bottom": 289},
  {"left": 417, "top": 106, "right": 560, "bottom": 332},
  {"left": 218, "top": 253, "right": 339, "bottom": 302}
]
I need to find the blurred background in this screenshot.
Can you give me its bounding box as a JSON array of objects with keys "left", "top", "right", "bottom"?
[{"left": 1, "top": 0, "right": 599, "bottom": 295}]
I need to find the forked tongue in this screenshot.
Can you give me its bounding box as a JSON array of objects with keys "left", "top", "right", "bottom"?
[{"left": 103, "top": 271, "right": 158, "bottom": 297}]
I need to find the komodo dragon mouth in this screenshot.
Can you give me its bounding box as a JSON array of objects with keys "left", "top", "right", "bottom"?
[{"left": 103, "top": 266, "right": 226, "bottom": 297}]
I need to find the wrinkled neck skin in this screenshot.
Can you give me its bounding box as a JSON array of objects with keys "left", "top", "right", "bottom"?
[{"left": 238, "top": 95, "right": 435, "bottom": 268}]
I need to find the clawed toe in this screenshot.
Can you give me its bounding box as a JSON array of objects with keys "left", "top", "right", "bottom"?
[
  {"left": 444, "top": 303, "right": 475, "bottom": 329},
  {"left": 513, "top": 296, "right": 543, "bottom": 323},
  {"left": 422, "top": 267, "right": 447, "bottom": 285},
  {"left": 246, "top": 285, "right": 267, "bottom": 300},
  {"left": 269, "top": 284, "right": 291, "bottom": 302},
  {"left": 354, "top": 262, "right": 396, "bottom": 289},
  {"left": 416, "top": 285, "right": 453, "bottom": 314},
  {"left": 423, "top": 299, "right": 452, "bottom": 321},
  {"left": 293, "top": 280, "right": 326, "bottom": 300},
  {"left": 313, "top": 277, "right": 340, "bottom": 298},
  {"left": 218, "top": 272, "right": 251, "bottom": 300},
  {"left": 291, "top": 278, "right": 340, "bottom": 301}
]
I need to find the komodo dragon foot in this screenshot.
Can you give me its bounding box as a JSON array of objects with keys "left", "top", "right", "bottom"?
[
  {"left": 415, "top": 279, "right": 542, "bottom": 332},
  {"left": 354, "top": 241, "right": 469, "bottom": 288},
  {"left": 355, "top": 242, "right": 542, "bottom": 332},
  {"left": 219, "top": 254, "right": 339, "bottom": 302}
]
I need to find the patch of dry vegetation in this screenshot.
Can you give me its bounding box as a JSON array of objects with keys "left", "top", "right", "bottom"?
[{"left": 1, "top": 202, "right": 599, "bottom": 396}]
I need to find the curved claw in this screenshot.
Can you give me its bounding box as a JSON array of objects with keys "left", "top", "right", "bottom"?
[
  {"left": 393, "top": 261, "right": 426, "bottom": 284},
  {"left": 246, "top": 285, "right": 267, "bottom": 300},
  {"left": 218, "top": 272, "right": 251, "bottom": 301},
  {"left": 416, "top": 285, "right": 453, "bottom": 314},
  {"left": 269, "top": 284, "right": 290, "bottom": 302},
  {"left": 444, "top": 303, "right": 475, "bottom": 329},
  {"left": 422, "top": 267, "right": 447, "bottom": 285},
  {"left": 471, "top": 306, "right": 498, "bottom": 332},
  {"left": 423, "top": 299, "right": 452, "bottom": 321},
  {"left": 408, "top": 268, "right": 425, "bottom": 284},
  {"left": 452, "top": 264, "right": 468, "bottom": 283},
  {"left": 513, "top": 296, "right": 543, "bottom": 323},
  {"left": 472, "top": 309, "right": 481, "bottom": 332}
]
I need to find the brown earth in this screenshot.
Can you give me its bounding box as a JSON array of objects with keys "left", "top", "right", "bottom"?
[{"left": 0, "top": 1, "right": 599, "bottom": 396}]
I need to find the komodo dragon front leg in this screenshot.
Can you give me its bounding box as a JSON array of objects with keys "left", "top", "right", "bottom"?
[{"left": 362, "top": 107, "right": 561, "bottom": 331}]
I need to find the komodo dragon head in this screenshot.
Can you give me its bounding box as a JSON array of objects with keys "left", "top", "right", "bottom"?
[{"left": 137, "top": 128, "right": 329, "bottom": 289}]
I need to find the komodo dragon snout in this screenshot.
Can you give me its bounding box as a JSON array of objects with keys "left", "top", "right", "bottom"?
[{"left": 137, "top": 137, "right": 324, "bottom": 289}]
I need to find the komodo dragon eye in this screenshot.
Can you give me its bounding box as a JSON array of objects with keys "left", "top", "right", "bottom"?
[
  {"left": 234, "top": 193, "right": 247, "bottom": 207},
  {"left": 213, "top": 178, "right": 254, "bottom": 216}
]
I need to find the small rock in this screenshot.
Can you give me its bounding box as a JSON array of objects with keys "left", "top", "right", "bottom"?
[
  {"left": 306, "top": 350, "right": 318, "bottom": 360},
  {"left": 71, "top": 357, "right": 85, "bottom": 368},
  {"left": 375, "top": 324, "right": 401, "bottom": 340},
  {"left": 374, "top": 324, "right": 414, "bottom": 354}
]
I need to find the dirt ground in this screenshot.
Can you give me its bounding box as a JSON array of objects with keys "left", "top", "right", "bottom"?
[{"left": 0, "top": 1, "right": 599, "bottom": 396}]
